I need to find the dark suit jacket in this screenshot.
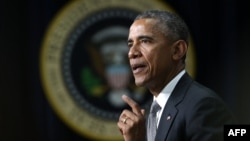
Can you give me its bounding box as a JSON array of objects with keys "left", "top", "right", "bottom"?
[{"left": 155, "top": 73, "right": 236, "bottom": 141}]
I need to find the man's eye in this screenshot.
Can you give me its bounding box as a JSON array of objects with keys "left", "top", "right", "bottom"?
[
  {"left": 128, "top": 42, "right": 132, "bottom": 48},
  {"left": 141, "top": 39, "right": 149, "bottom": 43}
]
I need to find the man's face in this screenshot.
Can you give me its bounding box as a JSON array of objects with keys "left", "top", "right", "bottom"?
[{"left": 127, "top": 19, "right": 175, "bottom": 89}]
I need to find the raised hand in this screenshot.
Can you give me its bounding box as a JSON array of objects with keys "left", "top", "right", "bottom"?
[{"left": 117, "top": 95, "right": 146, "bottom": 141}]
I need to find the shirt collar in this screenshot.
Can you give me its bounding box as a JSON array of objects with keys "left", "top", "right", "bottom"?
[{"left": 154, "top": 70, "right": 186, "bottom": 108}]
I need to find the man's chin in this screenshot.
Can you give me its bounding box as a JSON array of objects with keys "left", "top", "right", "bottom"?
[{"left": 134, "top": 79, "right": 145, "bottom": 87}]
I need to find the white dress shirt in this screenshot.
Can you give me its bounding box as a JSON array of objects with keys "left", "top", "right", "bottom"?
[{"left": 153, "top": 70, "right": 186, "bottom": 127}]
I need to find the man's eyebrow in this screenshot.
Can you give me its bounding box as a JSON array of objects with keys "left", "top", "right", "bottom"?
[
  {"left": 127, "top": 35, "right": 153, "bottom": 42},
  {"left": 138, "top": 35, "right": 153, "bottom": 40},
  {"left": 127, "top": 39, "right": 133, "bottom": 43}
]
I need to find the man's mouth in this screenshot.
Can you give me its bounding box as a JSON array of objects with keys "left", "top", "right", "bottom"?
[{"left": 131, "top": 63, "right": 146, "bottom": 74}]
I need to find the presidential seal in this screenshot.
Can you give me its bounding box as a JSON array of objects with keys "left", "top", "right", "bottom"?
[{"left": 40, "top": 0, "right": 196, "bottom": 140}]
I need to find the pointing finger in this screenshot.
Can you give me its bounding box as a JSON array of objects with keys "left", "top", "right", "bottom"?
[{"left": 122, "top": 95, "right": 142, "bottom": 115}]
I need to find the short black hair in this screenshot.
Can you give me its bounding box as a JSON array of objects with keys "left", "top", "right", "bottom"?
[{"left": 135, "top": 10, "right": 190, "bottom": 45}]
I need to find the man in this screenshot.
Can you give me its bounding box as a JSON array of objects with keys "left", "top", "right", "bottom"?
[{"left": 117, "top": 10, "right": 236, "bottom": 141}]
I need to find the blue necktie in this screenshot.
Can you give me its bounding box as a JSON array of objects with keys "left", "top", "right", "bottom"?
[{"left": 147, "top": 100, "right": 161, "bottom": 141}]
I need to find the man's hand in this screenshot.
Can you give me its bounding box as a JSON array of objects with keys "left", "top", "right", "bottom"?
[{"left": 117, "top": 95, "right": 146, "bottom": 141}]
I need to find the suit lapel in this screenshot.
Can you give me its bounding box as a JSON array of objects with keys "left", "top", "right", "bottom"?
[
  {"left": 155, "top": 100, "right": 177, "bottom": 141},
  {"left": 155, "top": 73, "right": 193, "bottom": 141}
]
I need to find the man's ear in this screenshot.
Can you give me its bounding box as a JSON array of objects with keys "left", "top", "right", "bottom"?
[{"left": 172, "top": 40, "right": 188, "bottom": 61}]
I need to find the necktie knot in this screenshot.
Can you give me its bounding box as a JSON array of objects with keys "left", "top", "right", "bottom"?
[{"left": 150, "top": 100, "right": 161, "bottom": 115}]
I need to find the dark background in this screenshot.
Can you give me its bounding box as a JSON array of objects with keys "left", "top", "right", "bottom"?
[{"left": 1, "top": 0, "right": 250, "bottom": 141}]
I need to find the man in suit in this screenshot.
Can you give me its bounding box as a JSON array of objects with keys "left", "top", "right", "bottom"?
[{"left": 117, "top": 10, "right": 236, "bottom": 141}]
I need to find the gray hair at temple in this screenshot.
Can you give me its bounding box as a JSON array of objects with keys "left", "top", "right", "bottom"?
[{"left": 134, "top": 10, "right": 190, "bottom": 46}]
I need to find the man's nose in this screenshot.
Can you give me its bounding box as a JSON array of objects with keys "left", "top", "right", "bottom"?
[{"left": 128, "top": 45, "right": 141, "bottom": 59}]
